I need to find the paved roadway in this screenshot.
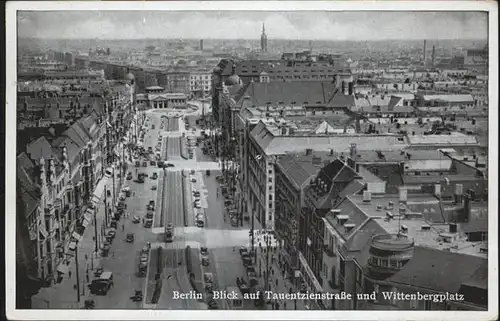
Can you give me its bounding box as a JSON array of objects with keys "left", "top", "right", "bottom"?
[
  {"left": 84, "top": 113, "right": 166, "bottom": 309},
  {"left": 166, "top": 137, "right": 182, "bottom": 161}
]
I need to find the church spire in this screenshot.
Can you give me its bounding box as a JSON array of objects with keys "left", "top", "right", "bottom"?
[{"left": 262, "top": 23, "right": 265, "bottom": 34}]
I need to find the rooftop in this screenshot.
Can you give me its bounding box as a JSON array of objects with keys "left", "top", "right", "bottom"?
[
  {"left": 250, "top": 120, "right": 409, "bottom": 155},
  {"left": 347, "top": 194, "right": 488, "bottom": 258}
]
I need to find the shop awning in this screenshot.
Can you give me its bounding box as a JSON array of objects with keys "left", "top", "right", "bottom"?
[
  {"left": 92, "top": 177, "right": 108, "bottom": 203},
  {"left": 72, "top": 231, "right": 83, "bottom": 242},
  {"left": 57, "top": 263, "right": 69, "bottom": 275},
  {"left": 82, "top": 217, "right": 91, "bottom": 228},
  {"left": 68, "top": 241, "right": 77, "bottom": 251}
]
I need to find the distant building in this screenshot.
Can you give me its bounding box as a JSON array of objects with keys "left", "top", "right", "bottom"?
[
  {"left": 136, "top": 92, "right": 187, "bottom": 109},
  {"left": 261, "top": 23, "right": 268, "bottom": 53},
  {"left": 189, "top": 70, "right": 212, "bottom": 98}
]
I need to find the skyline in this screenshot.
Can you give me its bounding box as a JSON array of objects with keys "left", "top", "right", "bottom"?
[{"left": 18, "top": 11, "right": 488, "bottom": 41}]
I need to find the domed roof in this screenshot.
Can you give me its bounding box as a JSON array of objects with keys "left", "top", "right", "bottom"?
[
  {"left": 213, "top": 66, "right": 222, "bottom": 73},
  {"left": 126, "top": 72, "right": 135, "bottom": 81},
  {"left": 225, "top": 74, "right": 241, "bottom": 86}
]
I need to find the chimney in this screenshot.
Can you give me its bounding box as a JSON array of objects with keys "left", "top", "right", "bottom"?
[
  {"left": 348, "top": 82, "right": 354, "bottom": 95},
  {"left": 423, "top": 40, "right": 427, "bottom": 65},
  {"left": 341, "top": 81, "right": 346, "bottom": 94},
  {"left": 434, "top": 184, "right": 441, "bottom": 197},
  {"left": 431, "top": 45, "right": 436, "bottom": 69},
  {"left": 349, "top": 143, "right": 357, "bottom": 159},
  {"left": 399, "top": 205, "right": 407, "bottom": 217},
  {"left": 463, "top": 192, "right": 471, "bottom": 222},
  {"left": 363, "top": 191, "right": 371, "bottom": 203},
  {"left": 399, "top": 187, "right": 408, "bottom": 204},
  {"left": 454, "top": 183, "right": 464, "bottom": 204},
  {"left": 305, "top": 149, "right": 313, "bottom": 156}
]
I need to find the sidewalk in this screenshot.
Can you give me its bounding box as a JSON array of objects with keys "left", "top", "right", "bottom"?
[{"left": 31, "top": 171, "right": 122, "bottom": 309}]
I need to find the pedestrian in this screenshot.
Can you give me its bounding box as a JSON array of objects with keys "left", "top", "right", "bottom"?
[
  {"left": 122, "top": 224, "right": 124, "bottom": 231},
  {"left": 86, "top": 273, "right": 89, "bottom": 283},
  {"left": 68, "top": 270, "right": 72, "bottom": 279}
]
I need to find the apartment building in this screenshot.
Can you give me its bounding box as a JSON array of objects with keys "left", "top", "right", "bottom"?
[{"left": 189, "top": 70, "right": 212, "bottom": 98}]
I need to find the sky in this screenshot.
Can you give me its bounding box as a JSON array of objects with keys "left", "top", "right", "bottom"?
[{"left": 17, "top": 11, "right": 488, "bottom": 41}]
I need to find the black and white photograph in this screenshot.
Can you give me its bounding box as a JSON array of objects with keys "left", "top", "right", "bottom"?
[{"left": 5, "top": 1, "right": 498, "bottom": 320}]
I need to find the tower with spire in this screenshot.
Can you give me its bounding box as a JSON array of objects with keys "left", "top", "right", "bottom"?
[{"left": 260, "top": 23, "right": 268, "bottom": 53}]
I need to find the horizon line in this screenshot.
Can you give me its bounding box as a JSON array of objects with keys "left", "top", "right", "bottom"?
[{"left": 19, "top": 37, "right": 488, "bottom": 42}]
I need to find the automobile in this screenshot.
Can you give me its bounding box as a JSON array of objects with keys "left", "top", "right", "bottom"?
[
  {"left": 104, "top": 167, "right": 113, "bottom": 178},
  {"left": 242, "top": 256, "right": 252, "bottom": 267},
  {"left": 135, "top": 161, "right": 141, "bottom": 168},
  {"left": 142, "top": 161, "right": 147, "bottom": 167},
  {"left": 239, "top": 247, "right": 249, "bottom": 256},
  {"left": 201, "top": 257, "right": 209, "bottom": 266},
  {"left": 200, "top": 247, "right": 209, "bottom": 256},
  {"left": 148, "top": 147, "right": 153, "bottom": 153},
  {"left": 132, "top": 216, "right": 140, "bottom": 224},
  {"left": 151, "top": 172, "right": 158, "bottom": 180},
  {"left": 161, "top": 115, "right": 168, "bottom": 118},
  {"left": 190, "top": 169, "right": 196, "bottom": 175},
  {"left": 166, "top": 222, "right": 173, "bottom": 230},
  {"left": 144, "top": 219, "right": 153, "bottom": 228},
  {"left": 135, "top": 177, "right": 145, "bottom": 184},
  {"left": 140, "top": 254, "right": 148, "bottom": 264},
  {"left": 151, "top": 185, "right": 157, "bottom": 191},
  {"left": 126, "top": 233, "right": 135, "bottom": 243},
  {"left": 107, "top": 230, "right": 116, "bottom": 239},
  {"left": 204, "top": 272, "right": 214, "bottom": 284},
  {"left": 126, "top": 172, "right": 133, "bottom": 180},
  {"left": 166, "top": 163, "right": 174, "bottom": 167},
  {"left": 149, "top": 200, "right": 155, "bottom": 208},
  {"left": 194, "top": 202, "right": 201, "bottom": 209},
  {"left": 191, "top": 178, "right": 197, "bottom": 183},
  {"left": 193, "top": 191, "right": 201, "bottom": 197},
  {"left": 146, "top": 211, "right": 154, "bottom": 219},
  {"left": 206, "top": 170, "right": 211, "bottom": 176},
  {"left": 150, "top": 160, "right": 156, "bottom": 166}
]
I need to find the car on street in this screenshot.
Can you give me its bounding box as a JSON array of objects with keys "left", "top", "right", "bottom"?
[
  {"left": 132, "top": 216, "right": 140, "bottom": 224},
  {"left": 151, "top": 172, "right": 158, "bottom": 180},
  {"left": 151, "top": 185, "right": 157, "bottom": 190},
  {"left": 126, "top": 233, "right": 135, "bottom": 243},
  {"left": 140, "top": 254, "right": 148, "bottom": 264},
  {"left": 200, "top": 247, "right": 209, "bottom": 257},
  {"left": 204, "top": 272, "right": 214, "bottom": 284},
  {"left": 193, "top": 191, "right": 200, "bottom": 197},
  {"left": 107, "top": 230, "right": 116, "bottom": 239},
  {"left": 161, "top": 115, "right": 168, "bottom": 118},
  {"left": 150, "top": 160, "right": 156, "bottom": 166},
  {"left": 127, "top": 172, "right": 133, "bottom": 180},
  {"left": 146, "top": 211, "right": 154, "bottom": 219},
  {"left": 239, "top": 247, "right": 248, "bottom": 256},
  {"left": 148, "top": 147, "right": 153, "bottom": 153},
  {"left": 191, "top": 178, "right": 197, "bottom": 183},
  {"left": 142, "top": 161, "right": 147, "bottom": 167},
  {"left": 193, "top": 202, "right": 201, "bottom": 209},
  {"left": 144, "top": 219, "right": 153, "bottom": 228},
  {"left": 104, "top": 167, "right": 113, "bottom": 178},
  {"left": 166, "top": 222, "right": 173, "bottom": 230}
]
